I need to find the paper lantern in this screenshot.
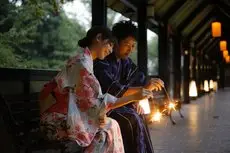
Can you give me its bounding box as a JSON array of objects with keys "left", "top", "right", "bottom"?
[
  {"left": 189, "top": 80, "right": 198, "bottom": 97},
  {"left": 204, "top": 80, "right": 209, "bottom": 92},
  {"left": 212, "top": 22, "right": 221, "bottom": 37},
  {"left": 225, "top": 56, "right": 230, "bottom": 62},
  {"left": 223, "top": 50, "right": 228, "bottom": 58},
  {"left": 220, "top": 41, "right": 227, "bottom": 51},
  {"left": 139, "top": 99, "right": 150, "bottom": 114},
  {"left": 209, "top": 80, "right": 214, "bottom": 89}
]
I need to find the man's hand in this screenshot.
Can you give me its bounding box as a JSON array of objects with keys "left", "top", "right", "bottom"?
[{"left": 144, "top": 78, "right": 164, "bottom": 91}]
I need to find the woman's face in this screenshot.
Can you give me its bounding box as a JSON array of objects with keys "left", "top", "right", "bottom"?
[{"left": 95, "top": 38, "right": 114, "bottom": 60}]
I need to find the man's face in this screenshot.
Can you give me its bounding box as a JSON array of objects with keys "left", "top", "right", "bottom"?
[{"left": 116, "top": 36, "right": 137, "bottom": 59}]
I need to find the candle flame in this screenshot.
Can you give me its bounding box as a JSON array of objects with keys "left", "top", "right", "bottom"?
[{"left": 139, "top": 99, "right": 150, "bottom": 114}]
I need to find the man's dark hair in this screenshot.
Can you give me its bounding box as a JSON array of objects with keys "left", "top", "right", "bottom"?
[{"left": 112, "top": 20, "right": 137, "bottom": 43}]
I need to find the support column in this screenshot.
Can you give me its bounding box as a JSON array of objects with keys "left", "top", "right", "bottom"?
[
  {"left": 173, "top": 36, "right": 181, "bottom": 100},
  {"left": 196, "top": 53, "right": 202, "bottom": 96},
  {"left": 137, "top": 0, "right": 148, "bottom": 75},
  {"left": 219, "top": 63, "right": 225, "bottom": 89},
  {"left": 159, "top": 23, "right": 169, "bottom": 88},
  {"left": 182, "top": 43, "right": 190, "bottom": 104},
  {"left": 92, "top": 0, "right": 107, "bottom": 26}
]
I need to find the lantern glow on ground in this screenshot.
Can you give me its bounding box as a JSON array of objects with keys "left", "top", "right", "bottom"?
[
  {"left": 139, "top": 99, "right": 151, "bottom": 114},
  {"left": 189, "top": 80, "right": 198, "bottom": 97}
]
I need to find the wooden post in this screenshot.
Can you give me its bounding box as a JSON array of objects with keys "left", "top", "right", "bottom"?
[
  {"left": 137, "top": 0, "right": 148, "bottom": 75},
  {"left": 92, "top": 0, "right": 107, "bottom": 26}
]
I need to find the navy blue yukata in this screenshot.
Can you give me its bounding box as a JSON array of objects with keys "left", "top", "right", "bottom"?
[{"left": 94, "top": 52, "right": 154, "bottom": 153}]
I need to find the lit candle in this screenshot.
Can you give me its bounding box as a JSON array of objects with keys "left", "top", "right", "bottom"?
[
  {"left": 189, "top": 80, "right": 198, "bottom": 97},
  {"left": 139, "top": 99, "right": 151, "bottom": 114},
  {"left": 204, "top": 80, "right": 209, "bottom": 92}
]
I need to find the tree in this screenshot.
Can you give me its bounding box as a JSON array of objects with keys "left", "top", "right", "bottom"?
[
  {"left": 0, "top": 0, "right": 86, "bottom": 69},
  {"left": 148, "top": 35, "right": 159, "bottom": 75}
]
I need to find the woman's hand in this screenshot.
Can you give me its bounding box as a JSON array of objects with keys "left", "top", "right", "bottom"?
[
  {"left": 99, "top": 115, "right": 107, "bottom": 128},
  {"left": 133, "top": 88, "right": 153, "bottom": 101},
  {"left": 144, "top": 78, "right": 164, "bottom": 91}
]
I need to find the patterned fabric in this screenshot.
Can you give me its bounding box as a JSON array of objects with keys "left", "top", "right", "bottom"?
[
  {"left": 94, "top": 52, "right": 154, "bottom": 153},
  {"left": 40, "top": 48, "right": 124, "bottom": 153}
]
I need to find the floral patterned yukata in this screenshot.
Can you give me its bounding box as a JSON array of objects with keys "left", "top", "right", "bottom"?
[{"left": 40, "top": 48, "right": 124, "bottom": 153}]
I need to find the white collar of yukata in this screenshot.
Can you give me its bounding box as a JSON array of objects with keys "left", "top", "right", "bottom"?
[{"left": 80, "top": 47, "right": 94, "bottom": 74}]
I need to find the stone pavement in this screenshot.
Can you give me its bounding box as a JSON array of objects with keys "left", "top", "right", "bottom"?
[{"left": 149, "top": 89, "right": 230, "bottom": 153}]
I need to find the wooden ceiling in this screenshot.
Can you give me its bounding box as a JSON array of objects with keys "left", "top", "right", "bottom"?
[{"left": 107, "top": 0, "right": 230, "bottom": 62}]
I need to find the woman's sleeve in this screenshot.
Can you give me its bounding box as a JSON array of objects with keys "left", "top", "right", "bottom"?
[
  {"left": 97, "top": 93, "right": 117, "bottom": 116},
  {"left": 55, "top": 62, "right": 82, "bottom": 91}
]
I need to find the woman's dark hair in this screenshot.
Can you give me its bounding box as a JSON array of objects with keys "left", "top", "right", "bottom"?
[
  {"left": 78, "top": 26, "right": 114, "bottom": 48},
  {"left": 112, "top": 20, "right": 137, "bottom": 43}
]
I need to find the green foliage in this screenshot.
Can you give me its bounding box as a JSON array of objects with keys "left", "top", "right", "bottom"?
[
  {"left": 0, "top": 0, "right": 85, "bottom": 69},
  {"left": 148, "top": 35, "right": 159, "bottom": 75},
  {"left": 0, "top": 0, "right": 158, "bottom": 74}
]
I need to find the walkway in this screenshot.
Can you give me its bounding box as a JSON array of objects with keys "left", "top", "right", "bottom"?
[{"left": 149, "top": 89, "right": 230, "bottom": 153}]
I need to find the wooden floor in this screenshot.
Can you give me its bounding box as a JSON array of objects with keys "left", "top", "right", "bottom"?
[{"left": 149, "top": 89, "right": 230, "bottom": 153}]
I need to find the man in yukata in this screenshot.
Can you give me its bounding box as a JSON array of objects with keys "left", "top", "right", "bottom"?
[{"left": 94, "top": 20, "right": 164, "bottom": 153}]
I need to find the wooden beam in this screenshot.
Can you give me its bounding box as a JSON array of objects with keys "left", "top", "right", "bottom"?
[
  {"left": 191, "top": 19, "right": 214, "bottom": 42},
  {"left": 169, "top": 0, "right": 204, "bottom": 28},
  {"left": 187, "top": 12, "right": 214, "bottom": 41},
  {"left": 197, "top": 34, "right": 212, "bottom": 49},
  {"left": 194, "top": 28, "right": 210, "bottom": 45},
  {"left": 201, "top": 38, "right": 216, "bottom": 53},
  {"left": 204, "top": 39, "right": 219, "bottom": 54},
  {"left": 161, "top": 0, "right": 186, "bottom": 22},
  {"left": 121, "top": 0, "right": 138, "bottom": 11},
  {"left": 181, "top": 5, "right": 214, "bottom": 37},
  {"left": 177, "top": 0, "right": 209, "bottom": 31}
]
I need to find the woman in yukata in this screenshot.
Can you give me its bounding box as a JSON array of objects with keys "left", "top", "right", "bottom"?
[{"left": 39, "top": 26, "right": 153, "bottom": 153}]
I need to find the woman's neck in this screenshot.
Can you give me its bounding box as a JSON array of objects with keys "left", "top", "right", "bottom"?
[{"left": 88, "top": 46, "right": 97, "bottom": 60}]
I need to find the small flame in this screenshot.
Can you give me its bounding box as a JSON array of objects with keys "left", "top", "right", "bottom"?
[{"left": 168, "top": 102, "right": 176, "bottom": 110}]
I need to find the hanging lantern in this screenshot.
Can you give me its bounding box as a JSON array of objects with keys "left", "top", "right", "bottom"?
[
  {"left": 139, "top": 99, "right": 150, "bottom": 114},
  {"left": 189, "top": 80, "right": 198, "bottom": 97},
  {"left": 225, "top": 56, "right": 229, "bottom": 63},
  {"left": 223, "top": 50, "right": 229, "bottom": 58},
  {"left": 209, "top": 80, "right": 214, "bottom": 89},
  {"left": 204, "top": 80, "right": 209, "bottom": 92},
  {"left": 211, "top": 22, "right": 221, "bottom": 37},
  {"left": 220, "top": 41, "right": 227, "bottom": 51},
  {"left": 225, "top": 56, "right": 230, "bottom": 62}
]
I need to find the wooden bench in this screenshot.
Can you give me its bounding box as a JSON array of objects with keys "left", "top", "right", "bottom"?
[{"left": 0, "top": 93, "right": 79, "bottom": 153}]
